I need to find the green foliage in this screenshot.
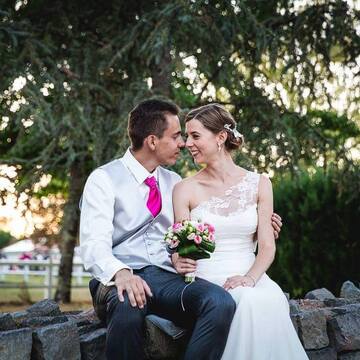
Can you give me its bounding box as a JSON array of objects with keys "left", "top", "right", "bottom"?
[
  {"left": 0, "top": 230, "right": 13, "bottom": 249},
  {"left": 1, "top": 0, "right": 359, "bottom": 186},
  {"left": 1, "top": 0, "right": 359, "bottom": 301},
  {"left": 269, "top": 166, "right": 360, "bottom": 297}
]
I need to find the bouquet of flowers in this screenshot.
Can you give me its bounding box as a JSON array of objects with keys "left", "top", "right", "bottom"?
[{"left": 164, "top": 220, "right": 216, "bottom": 282}]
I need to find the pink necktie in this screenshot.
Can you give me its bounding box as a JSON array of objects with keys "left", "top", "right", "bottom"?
[{"left": 144, "top": 176, "right": 162, "bottom": 217}]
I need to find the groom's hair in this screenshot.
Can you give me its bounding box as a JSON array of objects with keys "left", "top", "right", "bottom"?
[{"left": 128, "top": 99, "right": 179, "bottom": 151}]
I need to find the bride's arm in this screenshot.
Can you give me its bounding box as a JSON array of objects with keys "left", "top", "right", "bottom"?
[
  {"left": 172, "top": 181, "right": 191, "bottom": 222},
  {"left": 171, "top": 181, "right": 197, "bottom": 275},
  {"left": 244, "top": 175, "right": 276, "bottom": 285}
]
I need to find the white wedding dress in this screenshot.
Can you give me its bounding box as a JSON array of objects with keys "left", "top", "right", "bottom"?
[{"left": 190, "top": 171, "right": 308, "bottom": 360}]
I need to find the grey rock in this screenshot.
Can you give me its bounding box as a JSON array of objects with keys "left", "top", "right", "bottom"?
[
  {"left": 298, "top": 299, "right": 326, "bottom": 310},
  {"left": 62, "top": 310, "right": 83, "bottom": 315},
  {"left": 332, "top": 304, "right": 360, "bottom": 317},
  {"left": 10, "top": 300, "right": 61, "bottom": 326},
  {"left": 318, "top": 308, "right": 337, "bottom": 320},
  {"left": 0, "top": 328, "right": 32, "bottom": 360},
  {"left": 328, "top": 312, "right": 360, "bottom": 352},
  {"left": 32, "top": 321, "right": 81, "bottom": 360},
  {"left": 66, "top": 308, "right": 102, "bottom": 327},
  {"left": 76, "top": 319, "right": 93, "bottom": 327},
  {"left": 146, "top": 315, "right": 186, "bottom": 340},
  {"left": 27, "top": 299, "right": 61, "bottom": 317},
  {"left": 338, "top": 351, "right": 360, "bottom": 359},
  {"left": 20, "top": 315, "right": 69, "bottom": 328},
  {"left": 341, "top": 281, "right": 360, "bottom": 300},
  {"left": 306, "top": 347, "right": 337, "bottom": 360},
  {"left": 5, "top": 295, "right": 360, "bottom": 360},
  {"left": 78, "top": 320, "right": 103, "bottom": 336},
  {"left": 144, "top": 317, "right": 188, "bottom": 360},
  {"left": 0, "top": 313, "right": 17, "bottom": 331},
  {"left": 66, "top": 316, "right": 93, "bottom": 327},
  {"left": 297, "top": 310, "right": 329, "bottom": 350},
  {"left": 284, "top": 292, "right": 290, "bottom": 301},
  {"left": 324, "top": 298, "right": 360, "bottom": 307},
  {"left": 10, "top": 310, "right": 30, "bottom": 325},
  {"left": 347, "top": 304, "right": 360, "bottom": 315},
  {"left": 305, "top": 288, "right": 336, "bottom": 301},
  {"left": 289, "top": 299, "right": 301, "bottom": 315},
  {"left": 79, "top": 328, "right": 107, "bottom": 360}
]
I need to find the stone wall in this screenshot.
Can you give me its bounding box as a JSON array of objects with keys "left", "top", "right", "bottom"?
[{"left": 0, "top": 280, "right": 359, "bottom": 360}]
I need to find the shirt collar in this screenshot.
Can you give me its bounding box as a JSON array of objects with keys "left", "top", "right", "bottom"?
[{"left": 122, "top": 148, "right": 158, "bottom": 185}]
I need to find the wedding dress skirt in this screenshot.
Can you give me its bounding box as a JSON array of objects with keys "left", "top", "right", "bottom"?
[{"left": 191, "top": 171, "right": 308, "bottom": 360}]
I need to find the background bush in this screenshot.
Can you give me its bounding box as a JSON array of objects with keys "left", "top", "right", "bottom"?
[{"left": 269, "top": 166, "right": 359, "bottom": 297}]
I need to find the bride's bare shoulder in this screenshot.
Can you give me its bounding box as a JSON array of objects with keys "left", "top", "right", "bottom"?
[
  {"left": 173, "top": 173, "right": 203, "bottom": 194},
  {"left": 239, "top": 167, "right": 268, "bottom": 181},
  {"left": 258, "top": 173, "right": 272, "bottom": 190}
]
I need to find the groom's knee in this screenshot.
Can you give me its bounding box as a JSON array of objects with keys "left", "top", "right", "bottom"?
[
  {"left": 107, "top": 292, "right": 146, "bottom": 332},
  {"left": 214, "top": 291, "right": 236, "bottom": 319},
  {"left": 105, "top": 294, "right": 146, "bottom": 360},
  {"left": 201, "top": 287, "right": 236, "bottom": 323}
]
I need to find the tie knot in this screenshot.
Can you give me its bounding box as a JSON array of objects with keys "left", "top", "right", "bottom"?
[{"left": 144, "top": 176, "right": 157, "bottom": 187}]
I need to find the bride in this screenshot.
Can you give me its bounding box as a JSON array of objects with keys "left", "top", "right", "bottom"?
[{"left": 172, "top": 104, "right": 308, "bottom": 359}]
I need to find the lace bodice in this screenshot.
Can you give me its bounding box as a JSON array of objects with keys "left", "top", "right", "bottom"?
[
  {"left": 191, "top": 171, "right": 260, "bottom": 217},
  {"left": 190, "top": 171, "right": 261, "bottom": 284}
]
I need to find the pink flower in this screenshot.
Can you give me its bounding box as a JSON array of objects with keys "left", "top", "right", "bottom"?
[
  {"left": 194, "top": 235, "right": 202, "bottom": 244},
  {"left": 206, "top": 223, "right": 215, "bottom": 234},
  {"left": 208, "top": 233, "right": 215, "bottom": 243},
  {"left": 196, "top": 224, "right": 205, "bottom": 232},
  {"left": 170, "top": 239, "right": 180, "bottom": 248},
  {"left": 172, "top": 223, "right": 182, "bottom": 233}
]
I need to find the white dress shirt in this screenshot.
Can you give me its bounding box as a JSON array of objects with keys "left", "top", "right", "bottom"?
[{"left": 79, "top": 149, "right": 159, "bottom": 285}]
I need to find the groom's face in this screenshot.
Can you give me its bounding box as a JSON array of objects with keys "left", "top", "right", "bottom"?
[{"left": 155, "top": 113, "right": 185, "bottom": 166}]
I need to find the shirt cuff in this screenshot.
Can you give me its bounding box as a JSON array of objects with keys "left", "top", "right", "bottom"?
[{"left": 102, "top": 263, "right": 133, "bottom": 286}]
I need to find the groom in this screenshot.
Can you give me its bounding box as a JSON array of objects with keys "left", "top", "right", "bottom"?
[{"left": 79, "top": 99, "right": 282, "bottom": 360}]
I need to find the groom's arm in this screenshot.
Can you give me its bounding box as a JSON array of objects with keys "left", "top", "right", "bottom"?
[
  {"left": 80, "top": 169, "right": 131, "bottom": 285},
  {"left": 272, "top": 213, "right": 282, "bottom": 239},
  {"left": 80, "top": 169, "right": 152, "bottom": 308}
]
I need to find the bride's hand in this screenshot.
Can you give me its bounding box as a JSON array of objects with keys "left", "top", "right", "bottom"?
[
  {"left": 223, "top": 275, "right": 255, "bottom": 290},
  {"left": 171, "top": 253, "right": 197, "bottom": 275}
]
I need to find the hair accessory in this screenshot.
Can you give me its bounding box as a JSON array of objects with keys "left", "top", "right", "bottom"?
[{"left": 224, "top": 124, "right": 243, "bottom": 140}]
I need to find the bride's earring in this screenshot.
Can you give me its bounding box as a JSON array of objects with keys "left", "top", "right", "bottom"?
[{"left": 218, "top": 143, "right": 222, "bottom": 152}]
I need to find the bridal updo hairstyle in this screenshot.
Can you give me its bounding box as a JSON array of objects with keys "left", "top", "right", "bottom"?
[{"left": 185, "top": 103, "right": 243, "bottom": 151}]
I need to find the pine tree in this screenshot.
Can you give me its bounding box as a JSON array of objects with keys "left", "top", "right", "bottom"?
[{"left": 1, "top": 0, "right": 359, "bottom": 302}]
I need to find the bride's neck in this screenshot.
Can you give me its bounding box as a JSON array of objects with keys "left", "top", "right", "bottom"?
[{"left": 203, "top": 153, "right": 237, "bottom": 183}]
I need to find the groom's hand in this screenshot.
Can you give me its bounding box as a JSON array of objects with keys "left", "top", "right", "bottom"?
[
  {"left": 171, "top": 253, "right": 197, "bottom": 275},
  {"left": 114, "top": 269, "right": 153, "bottom": 309},
  {"left": 272, "top": 213, "right": 282, "bottom": 239}
]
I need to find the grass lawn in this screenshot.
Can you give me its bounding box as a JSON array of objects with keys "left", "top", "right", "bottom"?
[{"left": 0, "top": 274, "right": 92, "bottom": 312}]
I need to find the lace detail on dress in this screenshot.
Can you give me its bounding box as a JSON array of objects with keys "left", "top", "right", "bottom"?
[{"left": 193, "top": 171, "right": 260, "bottom": 217}]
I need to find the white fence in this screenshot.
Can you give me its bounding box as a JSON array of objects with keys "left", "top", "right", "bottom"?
[{"left": 0, "top": 251, "right": 91, "bottom": 298}]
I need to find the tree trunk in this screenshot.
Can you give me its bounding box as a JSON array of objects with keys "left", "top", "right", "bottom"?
[
  {"left": 151, "top": 47, "right": 172, "bottom": 97},
  {"left": 54, "top": 163, "right": 85, "bottom": 303}
]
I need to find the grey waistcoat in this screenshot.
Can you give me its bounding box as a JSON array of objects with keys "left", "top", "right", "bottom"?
[{"left": 100, "top": 159, "right": 181, "bottom": 273}]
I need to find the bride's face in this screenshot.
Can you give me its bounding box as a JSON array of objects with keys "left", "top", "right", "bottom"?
[{"left": 185, "top": 119, "right": 219, "bottom": 163}]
